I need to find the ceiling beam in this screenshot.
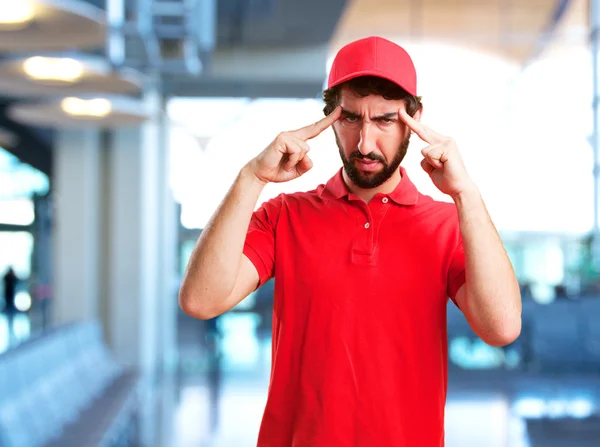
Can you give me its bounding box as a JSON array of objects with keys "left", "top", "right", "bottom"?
[
  {"left": 164, "top": 78, "right": 324, "bottom": 99},
  {"left": 164, "top": 44, "right": 330, "bottom": 98}
]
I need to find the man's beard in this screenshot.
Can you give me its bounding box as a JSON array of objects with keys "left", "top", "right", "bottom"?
[{"left": 335, "top": 132, "right": 410, "bottom": 189}]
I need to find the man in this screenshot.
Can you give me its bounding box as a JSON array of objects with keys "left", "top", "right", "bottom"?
[
  {"left": 3, "top": 266, "right": 17, "bottom": 315},
  {"left": 180, "top": 36, "right": 522, "bottom": 446},
  {"left": 3, "top": 267, "right": 19, "bottom": 340}
]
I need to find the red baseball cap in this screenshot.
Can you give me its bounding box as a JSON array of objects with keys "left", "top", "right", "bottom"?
[{"left": 327, "top": 36, "right": 418, "bottom": 96}]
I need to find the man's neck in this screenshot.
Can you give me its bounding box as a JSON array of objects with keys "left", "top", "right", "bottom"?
[{"left": 342, "top": 169, "right": 402, "bottom": 204}]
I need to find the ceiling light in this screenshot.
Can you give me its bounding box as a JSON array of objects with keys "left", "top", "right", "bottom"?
[
  {"left": 61, "top": 97, "right": 112, "bottom": 118},
  {"left": 0, "top": 1, "right": 35, "bottom": 29},
  {"left": 23, "top": 57, "right": 84, "bottom": 84}
]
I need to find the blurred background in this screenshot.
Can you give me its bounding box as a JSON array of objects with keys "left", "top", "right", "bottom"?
[{"left": 0, "top": 0, "right": 599, "bottom": 446}]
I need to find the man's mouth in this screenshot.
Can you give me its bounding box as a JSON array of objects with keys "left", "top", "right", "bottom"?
[{"left": 355, "top": 159, "right": 381, "bottom": 172}]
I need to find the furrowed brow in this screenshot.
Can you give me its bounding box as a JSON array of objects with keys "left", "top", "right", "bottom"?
[
  {"left": 372, "top": 112, "right": 397, "bottom": 120},
  {"left": 340, "top": 108, "right": 360, "bottom": 118}
]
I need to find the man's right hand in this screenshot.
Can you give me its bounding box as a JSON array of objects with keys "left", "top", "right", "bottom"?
[{"left": 246, "top": 106, "right": 342, "bottom": 184}]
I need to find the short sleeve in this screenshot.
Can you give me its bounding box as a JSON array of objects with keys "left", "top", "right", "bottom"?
[
  {"left": 447, "top": 234, "right": 466, "bottom": 304},
  {"left": 243, "top": 195, "right": 282, "bottom": 289}
]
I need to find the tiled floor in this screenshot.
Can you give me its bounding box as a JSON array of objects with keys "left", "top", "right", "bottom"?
[
  {"left": 144, "top": 313, "right": 600, "bottom": 447},
  {"left": 3, "top": 310, "right": 600, "bottom": 446},
  {"left": 145, "top": 369, "right": 600, "bottom": 447},
  {"left": 148, "top": 379, "right": 520, "bottom": 447}
]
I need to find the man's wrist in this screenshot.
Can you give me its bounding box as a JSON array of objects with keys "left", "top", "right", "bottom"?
[
  {"left": 240, "top": 162, "right": 268, "bottom": 188},
  {"left": 451, "top": 183, "right": 481, "bottom": 208}
]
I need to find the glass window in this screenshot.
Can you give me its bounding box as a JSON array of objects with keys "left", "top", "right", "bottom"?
[
  {"left": 0, "top": 231, "right": 34, "bottom": 278},
  {"left": 0, "top": 147, "right": 49, "bottom": 200},
  {"left": 0, "top": 198, "right": 34, "bottom": 225}
]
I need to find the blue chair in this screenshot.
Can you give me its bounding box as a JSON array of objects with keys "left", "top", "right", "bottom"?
[{"left": 0, "top": 320, "right": 139, "bottom": 447}]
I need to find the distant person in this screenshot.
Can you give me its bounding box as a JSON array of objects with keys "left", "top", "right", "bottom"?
[
  {"left": 3, "top": 267, "right": 18, "bottom": 314},
  {"left": 179, "top": 36, "right": 523, "bottom": 446},
  {"left": 3, "top": 267, "right": 19, "bottom": 341}
]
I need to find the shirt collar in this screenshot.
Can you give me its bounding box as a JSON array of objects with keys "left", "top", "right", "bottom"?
[{"left": 322, "top": 166, "right": 420, "bottom": 205}]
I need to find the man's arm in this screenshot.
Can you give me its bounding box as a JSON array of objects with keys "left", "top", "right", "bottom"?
[
  {"left": 179, "top": 107, "right": 342, "bottom": 320},
  {"left": 453, "top": 187, "right": 522, "bottom": 347},
  {"left": 397, "top": 106, "right": 522, "bottom": 347},
  {"left": 178, "top": 166, "right": 265, "bottom": 320}
]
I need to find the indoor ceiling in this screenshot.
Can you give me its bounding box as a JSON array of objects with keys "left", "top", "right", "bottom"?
[
  {"left": 0, "top": 0, "right": 589, "bottom": 178},
  {"left": 0, "top": 0, "right": 105, "bottom": 53},
  {"left": 0, "top": 57, "right": 143, "bottom": 98},
  {"left": 330, "top": 0, "right": 585, "bottom": 65}
]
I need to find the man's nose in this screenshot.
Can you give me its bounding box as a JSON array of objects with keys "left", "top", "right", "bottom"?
[{"left": 358, "top": 123, "right": 377, "bottom": 156}]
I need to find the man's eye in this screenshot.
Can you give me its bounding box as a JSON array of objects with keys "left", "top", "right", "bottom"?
[
  {"left": 381, "top": 118, "right": 394, "bottom": 124},
  {"left": 344, "top": 116, "right": 359, "bottom": 123}
]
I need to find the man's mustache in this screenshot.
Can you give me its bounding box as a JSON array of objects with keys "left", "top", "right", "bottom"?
[{"left": 349, "top": 151, "right": 385, "bottom": 163}]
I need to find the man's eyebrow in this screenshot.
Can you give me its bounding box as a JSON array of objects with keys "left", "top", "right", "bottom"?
[
  {"left": 372, "top": 112, "right": 398, "bottom": 120},
  {"left": 340, "top": 109, "right": 398, "bottom": 120},
  {"left": 340, "top": 108, "right": 360, "bottom": 117}
]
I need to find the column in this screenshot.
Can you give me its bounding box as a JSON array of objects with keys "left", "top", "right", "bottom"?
[
  {"left": 52, "top": 129, "right": 102, "bottom": 324},
  {"left": 103, "top": 88, "right": 178, "bottom": 381},
  {"left": 105, "top": 126, "right": 159, "bottom": 376},
  {"left": 50, "top": 90, "right": 178, "bottom": 383}
]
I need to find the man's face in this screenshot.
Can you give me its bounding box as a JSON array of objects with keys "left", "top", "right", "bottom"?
[{"left": 333, "top": 87, "right": 417, "bottom": 189}]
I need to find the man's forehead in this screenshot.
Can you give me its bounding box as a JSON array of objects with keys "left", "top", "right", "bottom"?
[{"left": 339, "top": 87, "right": 403, "bottom": 106}]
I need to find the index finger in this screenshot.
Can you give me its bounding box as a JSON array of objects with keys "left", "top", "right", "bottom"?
[
  {"left": 293, "top": 106, "right": 342, "bottom": 141},
  {"left": 398, "top": 106, "right": 445, "bottom": 144}
]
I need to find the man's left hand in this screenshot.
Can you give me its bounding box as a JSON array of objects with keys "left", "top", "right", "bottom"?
[{"left": 398, "top": 107, "right": 476, "bottom": 198}]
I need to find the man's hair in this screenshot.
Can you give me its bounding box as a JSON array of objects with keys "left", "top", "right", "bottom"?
[{"left": 322, "top": 76, "right": 423, "bottom": 117}]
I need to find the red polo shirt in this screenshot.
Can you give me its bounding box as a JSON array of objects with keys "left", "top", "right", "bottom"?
[{"left": 243, "top": 167, "right": 466, "bottom": 447}]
